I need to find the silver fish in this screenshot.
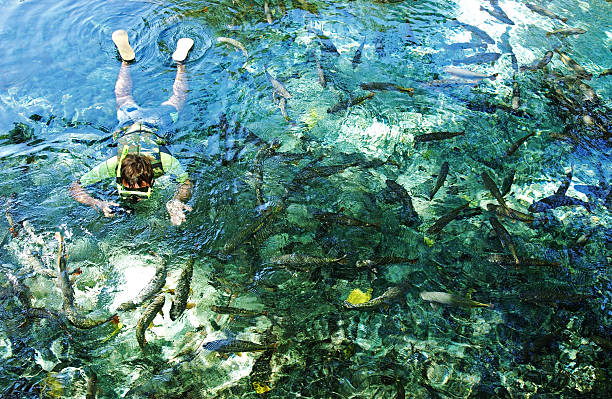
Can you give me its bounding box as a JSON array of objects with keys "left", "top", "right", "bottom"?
[
  {"left": 444, "top": 66, "right": 497, "bottom": 80},
  {"left": 420, "top": 291, "right": 493, "bottom": 308},
  {"left": 525, "top": 3, "right": 568, "bottom": 23},
  {"left": 217, "top": 37, "right": 248, "bottom": 68},
  {"left": 265, "top": 68, "right": 292, "bottom": 99},
  {"left": 546, "top": 28, "right": 586, "bottom": 37}
]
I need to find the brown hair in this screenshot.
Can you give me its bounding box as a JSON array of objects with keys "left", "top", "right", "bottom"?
[{"left": 120, "top": 154, "right": 154, "bottom": 188}]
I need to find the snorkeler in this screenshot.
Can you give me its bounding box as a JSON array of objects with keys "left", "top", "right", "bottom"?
[{"left": 69, "top": 30, "right": 194, "bottom": 226}]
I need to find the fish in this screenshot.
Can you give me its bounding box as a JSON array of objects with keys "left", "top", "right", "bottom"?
[
  {"left": 511, "top": 80, "right": 520, "bottom": 110},
  {"left": 360, "top": 82, "right": 414, "bottom": 95},
  {"left": 426, "top": 203, "right": 470, "bottom": 235},
  {"left": 278, "top": 97, "right": 291, "bottom": 122},
  {"left": 487, "top": 204, "right": 534, "bottom": 224},
  {"left": 210, "top": 305, "right": 268, "bottom": 317},
  {"left": 265, "top": 68, "right": 292, "bottom": 99},
  {"left": 4, "top": 271, "right": 32, "bottom": 308},
  {"left": 268, "top": 253, "right": 346, "bottom": 269},
  {"left": 528, "top": 194, "right": 592, "bottom": 213},
  {"left": 396, "top": 376, "right": 405, "bottom": 399},
  {"left": 253, "top": 140, "right": 281, "bottom": 206},
  {"left": 487, "top": 253, "right": 560, "bottom": 268},
  {"left": 444, "top": 66, "right": 497, "bottom": 81},
  {"left": 384, "top": 179, "right": 420, "bottom": 226},
  {"left": 413, "top": 131, "right": 465, "bottom": 142},
  {"left": 519, "top": 290, "right": 591, "bottom": 310},
  {"left": 500, "top": 169, "right": 515, "bottom": 197},
  {"left": 135, "top": 294, "right": 165, "bottom": 349},
  {"left": 444, "top": 41, "right": 488, "bottom": 51},
  {"left": 554, "top": 49, "right": 592, "bottom": 80},
  {"left": 118, "top": 260, "right": 167, "bottom": 311},
  {"left": 529, "top": 169, "right": 591, "bottom": 213},
  {"left": 480, "top": 5, "right": 514, "bottom": 25},
  {"left": 203, "top": 338, "right": 277, "bottom": 353},
  {"left": 450, "top": 20, "right": 495, "bottom": 44},
  {"left": 263, "top": 1, "right": 273, "bottom": 24},
  {"left": 509, "top": 53, "right": 519, "bottom": 73},
  {"left": 489, "top": 216, "right": 519, "bottom": 264},
  {"left": 356, "top": 256, "right": 417, "bottom": 271},
  {"left": 343, "top": 286, "right": 403, "bottom": 309},
  {"left": 290, "top": 160, "right": 360, "bottom": 186},
  {"left": 352, "top": 38, "right": 366, "bottom": 68},
  {"left": 557, "top": 75, "right": 599, "bottom": 104},
  {"left": 546, "top": 28, "right": 586, "bottom": 37},
  {"left": 308, "top": 27, "right": 340, "bottom": 55},
  {"left": 420, "top": 291, "right": 493, "bottom": 308},
  {"left": 599, "top": 69, "right": 612, "bottom": 77},
  {"left": 56, "top": 234, "right": 75, "bottom": 309},
  {"left": 524, "top": 3, "right": 568, "bottom": 22},
  {"left": 216, "top": 37, "right": 248, "bottom": 68},
  {"left": 327, "top": 92, "right": 375, "bottom": 113},
  {"left": 4, "top": 195, "right": 20, "bottom": 238},
  {"left": 310, "top": 51, "right": 326, "bottom": 88},
  {"left": 452, "top": 52, "right": 502, "bottom": 65},
  {"left": 481, "top": 172, "right": 510, "bottom": 212},
  {"left": 250, "top": 348, "right": 275, "bottom": 394},
  {"left": 429, "top": 162, "right": 449, "bottom": 200},
  {"left": 313, "top": 209, "right": 380, "bottom": 229},
  {"left": 222, "top": 202, "right": 285, "bottom": 255},
  {"left": 427, "top": 79, "right": 479, "bottom": 87},
  {"left": 520, "top": 51, "right": 554, "bottom": 72},
  {"left": 86, "top": 372, "right": 97, "bottom": 399},
  {"left": 505, "top": 131, "right": 535, "bottom": 157},
  {"left": 169, "top": 257, "right": 194, "bottom": 321},
  {"left": 56, "top": 234, "right": 117, "bottom": 328}
]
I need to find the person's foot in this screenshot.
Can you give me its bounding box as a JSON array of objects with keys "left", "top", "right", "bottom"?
[
  {"left": 172, "top": 38, "right": 194, "bottom": 62},
  {"left": 112, "top": 29, "right": 135, "bottom": 62}
]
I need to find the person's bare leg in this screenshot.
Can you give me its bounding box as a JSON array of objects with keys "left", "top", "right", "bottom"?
[
  {"left": 162, "top": 63, "right": 188, "bottom": 112},
  {"left": 115, "top": 61, "right": 136, "bottom": 110}
]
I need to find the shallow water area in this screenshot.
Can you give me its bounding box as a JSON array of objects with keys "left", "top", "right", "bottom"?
[{"left": 1, "top": 0, "right": 611, "bottom": 398}]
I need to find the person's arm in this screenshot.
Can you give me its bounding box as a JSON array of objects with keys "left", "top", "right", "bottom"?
[
  {"left": 162, "top": 153, "right": 192, "bottom": 225},
  {"left": 69, "top": 181, "right": 119, "bottom": 217},
  {"left": 70, "top": 157, "right": 119, "bottom": 217}
]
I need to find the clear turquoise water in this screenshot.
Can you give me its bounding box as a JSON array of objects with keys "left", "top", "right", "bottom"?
[{"left": 0, "top": 0, "right": 610, "bottom": 398}]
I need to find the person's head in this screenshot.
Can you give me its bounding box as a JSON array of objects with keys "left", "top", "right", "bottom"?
[
  {"left": 117, "top": 154, "right": 154, "bottom": 201},
  {"left": 120, "top": 154, "right": 153, "bottom": 188}
]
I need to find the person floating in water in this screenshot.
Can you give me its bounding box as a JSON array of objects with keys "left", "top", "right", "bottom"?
[{"left": 70, "top": 30, "right": 194, "bottom": 226}]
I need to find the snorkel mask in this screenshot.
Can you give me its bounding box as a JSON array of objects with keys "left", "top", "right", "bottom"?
[{"left": 116, "top": 146, "right": 153, "bottom": 201}]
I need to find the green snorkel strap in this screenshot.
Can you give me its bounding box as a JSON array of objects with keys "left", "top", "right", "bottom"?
[{"left": 116, "top": 145, "right": 129, "bottom": 189}]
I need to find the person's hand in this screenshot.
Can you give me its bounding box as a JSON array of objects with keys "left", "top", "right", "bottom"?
[
  {"left": 166, "top": 199, "right": 192, "bottom": 225},
  {"left": 93, "top": 199, "right": 120, "bottom": 218}
]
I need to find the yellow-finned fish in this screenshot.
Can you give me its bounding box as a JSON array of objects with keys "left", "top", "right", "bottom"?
[{"left": 343, "top": 286, "right": 403, "bottom": 309}]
